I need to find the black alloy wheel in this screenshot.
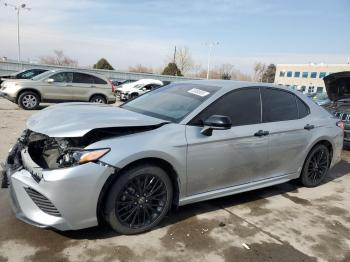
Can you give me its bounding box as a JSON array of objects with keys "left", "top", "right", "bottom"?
[
  {"left": 301, "top": 144, "right": 330, "bottom": 187},
  {"left": 105, "top": 164, "right": 172, "bottom": 234}
]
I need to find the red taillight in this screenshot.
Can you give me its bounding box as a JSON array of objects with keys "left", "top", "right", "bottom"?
[
  {"left": 337, "top": 121, "right": 344, "bottom": 129},
  {"left": 108, "top": 79, "right": 116, "bottom": 92}
]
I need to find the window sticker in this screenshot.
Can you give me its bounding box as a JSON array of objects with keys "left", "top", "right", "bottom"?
[{"left": 188, "top": 88, "right": 210, "bottom": 97}]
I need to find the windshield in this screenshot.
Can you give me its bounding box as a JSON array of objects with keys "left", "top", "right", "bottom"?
[
  {"left": 121, "top": 83, "right": 221, "bottom": 122},
  {"left": 31, "top": 70, "right": 55, "bottom": 81}
]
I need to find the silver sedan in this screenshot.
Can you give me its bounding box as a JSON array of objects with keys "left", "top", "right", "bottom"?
[{"left": 2, "top": 80, "right": 343, "bottom": 234}]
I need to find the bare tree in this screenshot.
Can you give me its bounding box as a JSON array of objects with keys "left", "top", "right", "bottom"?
[
  {"left": 254, "top": 62, "right": 267, "bottom": 82},
  {"left": 176, "top": 46, "right": 194, "bottom": 74},
  {"left": 39, "top": 50, "right": 78, "bottom": 67},
  {"left": 166, "top": 46, "right": 194, "bottom": 75},
  {"left": 128, "top": 64, "right": 153, "bottom": 74}
]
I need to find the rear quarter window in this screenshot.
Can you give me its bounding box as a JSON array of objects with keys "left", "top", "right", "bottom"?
[{"left": 296, "top": 97, "right": 310, "bottom": 118}]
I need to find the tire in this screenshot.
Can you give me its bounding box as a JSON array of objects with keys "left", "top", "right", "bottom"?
[
  {"left": 129, "top": 93, "right": 138, "bottom": 100},
  {"left": 90, "top": 95, "right": 107, "bottom": 104},
  {"left": 300, "top": 144, "right": 330, "bottom": 187},
  {"left": 104, "top": 164, "right": 173, "bottom": 235},
  {"left": 18, "top": 91, "right": 40, "bottom": 110}
]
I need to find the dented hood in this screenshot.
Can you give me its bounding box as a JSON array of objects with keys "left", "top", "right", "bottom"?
[
  {"left": 26, "top": 103, "right": 169, "bottom": 137},
  {"left": 324, "top": 71, "right": 350, "bottom": 101}
]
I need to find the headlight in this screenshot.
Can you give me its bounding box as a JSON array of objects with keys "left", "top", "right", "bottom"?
[{"left": 59, "top": 148, "right": 110, "bottom": 167}]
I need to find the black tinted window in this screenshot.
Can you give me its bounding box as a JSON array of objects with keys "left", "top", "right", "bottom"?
[
  {"left": 92, "top": 76, "right": 107, "bottom": 84},
  {"left": 296, "top": 97, "right": 309, "bottom": 118},
  {"left": 261, "top": 88, "right": 298, "bottom": 122},
  {"left": 191, "top": 88, "right": 261, "bottom": 126},
  {"left": 73, "top": 73, "right": 94, "bottom": 84},
  {"left": 51, "top": 72, "right": 73, "bottom": 83}
]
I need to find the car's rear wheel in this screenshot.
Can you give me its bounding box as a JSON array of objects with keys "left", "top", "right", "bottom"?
[
  {"left": 18, "top": 91, "right": 40, "bottom": 110},
  {"left": 300, "top": 144, "right": 330, "bottom": 187},
  {"left": 104, "top": 164, "right": 173, "bottom": 235},
  {"left": 90, "top": 95, "right": 107, "bottom": 104}
]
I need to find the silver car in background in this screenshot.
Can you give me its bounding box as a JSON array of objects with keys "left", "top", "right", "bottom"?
[
  {"left": 0, "top": 69, "right": 116, "bottom": 110},
  {"left": 2, "top": 80, "right": 343, "bottom": 234}
]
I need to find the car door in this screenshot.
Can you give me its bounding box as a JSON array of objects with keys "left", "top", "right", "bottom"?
[
  {"left": 185, "top": 87, "right": 270, "bottom": 195},
  {"left": 71, "top": 73, "right": 95, "bottom": 101},
  {"left": 43, "top": 72, "right": 73, "bottom": 101},
  {"left": 258, "top": 88, "right": 312, "bottom": 181}
]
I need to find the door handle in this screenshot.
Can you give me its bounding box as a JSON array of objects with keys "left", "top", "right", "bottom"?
[
  {"left": 254, "top": 130, "right": 269, "bottom": 137},
  {"left": 304, "top": 124, "right": 315, "bottom": 130},
  {"left": 65, "top": 84, "right": 72, "bottom": 87}
]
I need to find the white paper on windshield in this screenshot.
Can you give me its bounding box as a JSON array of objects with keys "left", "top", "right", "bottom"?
[{"left": 188, "top": 88, "right": 210, "bottom": 97}]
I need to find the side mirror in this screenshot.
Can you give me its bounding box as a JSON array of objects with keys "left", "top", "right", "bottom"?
[
  {"left": 46, "top": 78, "right": 54, "bottom": 83},
  {"left": 141, "top": 87, "right": 147, "bottom": 91},
  {"left": 200, "top": 115, "right": 232, "bottom": 136}
]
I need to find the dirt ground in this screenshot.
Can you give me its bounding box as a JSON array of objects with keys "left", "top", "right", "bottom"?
[{"left": 0, "top": 97, "right": 350, "bottom": 262}]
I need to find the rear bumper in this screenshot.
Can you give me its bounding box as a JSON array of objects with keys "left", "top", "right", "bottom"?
[
  {"left": 107, "top": 96, "right": 116, "bottom": 104},
  {"left": 5, "top": 147, "right": 115, "bottom": 231}
]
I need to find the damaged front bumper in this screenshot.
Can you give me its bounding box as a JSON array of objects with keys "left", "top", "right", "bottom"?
[{"left": 2, "top": 138, "right": 116, "bottom": 231}]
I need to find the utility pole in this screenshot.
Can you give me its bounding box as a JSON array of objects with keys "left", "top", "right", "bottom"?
[
  {"left": 205, "top": 42, "right": 219, "bottom": 79},
  {"left": 173, "top": 46, "right": 177, "bottom": 63},
  {"left": 4, "top": 2, "right": 31, "bottom": 63}
]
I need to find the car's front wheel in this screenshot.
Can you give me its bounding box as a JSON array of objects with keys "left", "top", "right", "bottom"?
[
  {"left": 300, "top": 144, "right": 330, "bottom": 187},
  {"left": 18, "top": 91, "right": 40, "bottom": 110},
  {"left": 90, "top": 95, "right": 107, "bottom": 104},
  {"left": 104, "top": 164, "right": 173, "bottom": 234}
]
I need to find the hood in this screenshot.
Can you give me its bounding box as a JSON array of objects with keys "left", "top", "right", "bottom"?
[
  {"left": 26, "top": 103, "right": 169, "bottom": 137},
  {"left": 324, "top": 71, "right": 350, "bottom": 101}
]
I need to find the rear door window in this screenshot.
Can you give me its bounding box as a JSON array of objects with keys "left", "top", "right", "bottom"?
[
  {"left": 261, "top": 88, "right": 298, "bottom": 122},
  {"left": 190, "top": 88, "right": 261, "bottom": 126},
  {"left": 51, "top": 72, "right": 73, "bottom": 83}
]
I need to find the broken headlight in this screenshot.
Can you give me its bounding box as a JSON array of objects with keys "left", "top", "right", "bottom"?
[{"left": 58, "top": 148, "right": 110, "bottom": 167}]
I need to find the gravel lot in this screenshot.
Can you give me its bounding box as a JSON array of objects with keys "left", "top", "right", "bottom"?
[{"left": 0, "top": 97, "right": 350, "bottom": 262}]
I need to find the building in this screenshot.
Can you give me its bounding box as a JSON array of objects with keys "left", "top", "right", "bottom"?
[{"left": 274, "top": 63, "right": 350, "bottom": 94}]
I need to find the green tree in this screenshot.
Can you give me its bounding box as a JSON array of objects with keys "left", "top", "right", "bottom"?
[
  {"left": 93, "top": 58, "right": 114, "bottom": 70},
  {"left": 261, "top": 64, "right": 276, "bottom": 83},
  {"left": 162, "top": 63, "right": 182, "bottom": 76}
]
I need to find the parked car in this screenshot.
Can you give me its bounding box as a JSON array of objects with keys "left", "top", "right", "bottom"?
[
  {"left": 2, "top": 80, "right": 343, "bottom": 234},
  {"left": 312, "top": 93, "right": 331, "bottom": 107},
  {"left": 116, "top": 79, "right": 163, "bottom": 101},
  {"left": 323, "top": 71, "right": 350, "bottom": 143},
  {"left": 110, "top": 79, "right": 136, "bottom": 87},
  {"left": 0, "top": 68, "right": 48, "bottom": 85},
  {"left": 0, "top": 69, "right": 116, "bottom": 110}
]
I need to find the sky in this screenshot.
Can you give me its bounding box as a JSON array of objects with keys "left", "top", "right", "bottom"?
[{"left": 0, "top": 0, "right": 349, "bottom": 74}]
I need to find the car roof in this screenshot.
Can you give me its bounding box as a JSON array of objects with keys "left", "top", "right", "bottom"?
[
  {"left": 175, "top": 79, "right": 280, "bottom": 90},
  {"left": 45, "top": 69, "right": 107, "bottom": 79}
]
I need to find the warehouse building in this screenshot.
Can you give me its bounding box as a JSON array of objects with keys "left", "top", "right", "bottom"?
[{"left": 274, "top": 63, "right": 350, "bottom": 93}]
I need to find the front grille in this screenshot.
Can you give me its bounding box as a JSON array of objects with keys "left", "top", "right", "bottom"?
[
  {"left": 334, "top": 112, "right": 350, "bottom": 122},
  {"left": 25, "top": 187, "right": 61, "bottom": 217}
]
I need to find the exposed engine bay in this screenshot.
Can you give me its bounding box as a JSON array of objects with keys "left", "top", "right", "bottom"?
[{"left": 6, "top": 124, "right": 165, "bottom": 171}]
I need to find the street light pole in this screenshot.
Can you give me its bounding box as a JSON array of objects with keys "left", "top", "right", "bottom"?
[
  {"left": 205, "top": 41, "right": 219, "bottom": 79},
  {"left": 4, "top": 2, "right": 30, "bottom": 62}
]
